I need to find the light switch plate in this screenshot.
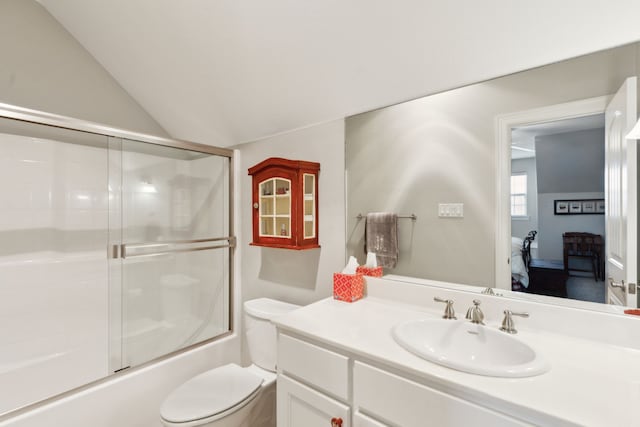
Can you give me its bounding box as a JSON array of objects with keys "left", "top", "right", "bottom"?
[{"left": 438, "top": 203, "right": 464, "bottom": 218}]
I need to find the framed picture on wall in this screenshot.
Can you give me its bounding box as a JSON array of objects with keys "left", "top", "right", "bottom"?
[
  {"left": 582, "top": 201, "right": 595, "bottom": 213},
  {"left": 569, "top": 201, "right": 582, "bottom": 213},
  {"left": 555, "top": 201, "right": 569, "bottom": 214},
  {"left": 554, "top": 199, "right": 604, "bottom": 215}
]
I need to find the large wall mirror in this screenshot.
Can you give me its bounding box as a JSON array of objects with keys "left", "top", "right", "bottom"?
[{"left": 346, "top": 41, "right": 640, "bottom": 313}]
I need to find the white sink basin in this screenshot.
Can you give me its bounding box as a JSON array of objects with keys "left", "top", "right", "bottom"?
[{"left": 392, "top": 319, "right": 549, "bottom": 378}]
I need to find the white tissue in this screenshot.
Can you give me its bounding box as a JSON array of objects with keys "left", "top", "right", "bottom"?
[
  {"left": 365, "top": 252, "right": 378, "bottom": 268},
  {"left": 342, "top": 256, "right": 359, "bottom": 274}
]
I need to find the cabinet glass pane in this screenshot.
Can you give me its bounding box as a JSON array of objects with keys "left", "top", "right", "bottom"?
[
  {"left": 275, "top": 178, "right": 290, "bottom": 195},
  {"left": 303, "top": 174, "right": 315, "bottom": 238},
  {"left": 304, "top": 174, "right": 314, "bottom": 194},
  {"left": 261, "top": 217, "right": 275, "bottom": 236},
  {"left": 304, "top": 221, "right": 314, "bottom": 238},
  {"left": 260, "top": 179, "right": 274, "bottom": 196},
  {"left": 275, "top": 218, "right": 290, "bottom": 237},
  {"left": 276, "top": 195, "right": 290, "bottom": 215},
  {"left": 261, "top": 196, "right": 274, "bottom": 215},
  {"left": 304, "top": 199, "right": 313, "bottom": 216}
]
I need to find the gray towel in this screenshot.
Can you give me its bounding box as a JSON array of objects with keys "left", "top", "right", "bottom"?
[{"left": 365, "top": 212, "right": 398, "bottom": 268}]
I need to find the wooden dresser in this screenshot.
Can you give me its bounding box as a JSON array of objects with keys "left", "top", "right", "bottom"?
[{"left": 527, "top": 259, "right": 568, "bottom": 298}]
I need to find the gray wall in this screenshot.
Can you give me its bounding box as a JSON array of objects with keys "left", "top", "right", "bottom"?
[
  {"left": 236, "top": 120, "right": 346, "bottom": 307},
  {"left": 346, "top": 43, "right": 637, "bottom": 287},
  {"left": 511, "top": 157, "right": 538, "bottom": 239},
  {"left": 236, "top": 118, "right": 346, "bottom": 366},
  {"left": 534, "top": 128, "right": 605, "bottom": 260},
  {"left": 537, "top": 192, "right": 605, "bottom": 260},
  {"left": 535, "top": 128, "right": 605, "bottom": 193},
  {"left": 0, "top": 0, "right": 166, "bottom": 136}
]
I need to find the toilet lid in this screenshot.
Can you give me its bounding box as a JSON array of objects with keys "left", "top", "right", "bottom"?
[
  {"left": 244, "top": 298, "right": 301, "bottom": 320},
  {"left": 160, "top": 364, "right": 264, "bottom": 423}
]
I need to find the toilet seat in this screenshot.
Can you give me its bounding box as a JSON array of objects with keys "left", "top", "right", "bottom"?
[{"left": 160, "top": 364, "right": 263, "bottom": 426}]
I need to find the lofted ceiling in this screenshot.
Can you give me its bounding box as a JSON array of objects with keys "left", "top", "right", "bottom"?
[{"left": 39, "top": 0, "right": 640, "bottom": 147}]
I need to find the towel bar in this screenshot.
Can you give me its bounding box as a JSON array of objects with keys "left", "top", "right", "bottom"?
[{"left": 356, "top": 213, "right": 417, "bottom": 220}]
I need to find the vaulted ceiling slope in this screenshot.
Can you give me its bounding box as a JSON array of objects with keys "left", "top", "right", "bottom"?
[{"left": 40, "top": 0, "right": 640, "bottom": 147}]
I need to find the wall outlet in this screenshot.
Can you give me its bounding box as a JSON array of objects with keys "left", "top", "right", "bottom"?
[{"left": 438, "top": 203, "right": 464, "bottom": 218}]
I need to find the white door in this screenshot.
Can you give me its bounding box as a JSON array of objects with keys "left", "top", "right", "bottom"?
[
  {"left": 277, "top": 375, "right": 350, "bottom": 427},
  {"left": 605, "top": 76, "right": 638, "bottom": 307}
]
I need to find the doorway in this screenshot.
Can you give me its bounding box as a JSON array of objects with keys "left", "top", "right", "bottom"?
[{"left": 510, "top": 115, "right": 606, "bottom": 303}]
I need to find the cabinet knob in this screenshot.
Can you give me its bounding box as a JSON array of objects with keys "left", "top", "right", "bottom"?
[
  {"left": 253, "top": 202, "right": 259, "bottom": 209},
  {"left": 331, "top": 417, "right": 343, "bottom": 427}
]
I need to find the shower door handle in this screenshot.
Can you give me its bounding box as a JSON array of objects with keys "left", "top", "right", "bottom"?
[
  {"left": 110, "top": 245, "right": 120, "bottom": 259},
  {"left": 114, "top": 236, "right": 236, "bottom": 259}
]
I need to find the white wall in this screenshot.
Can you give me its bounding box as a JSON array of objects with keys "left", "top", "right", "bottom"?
[
  {"left": 37, "top": 0, "right": 640, "bottom": 147},
  {"left": 0, "top": 0, "right": 166, "bottom": 136},
  {"left": 237, "top": 120, "right": 346, "bottom": 307}
]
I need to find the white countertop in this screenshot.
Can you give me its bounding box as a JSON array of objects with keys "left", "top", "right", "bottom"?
[{"left": 273, "top": 292, "right": 640, "bottom": 427}]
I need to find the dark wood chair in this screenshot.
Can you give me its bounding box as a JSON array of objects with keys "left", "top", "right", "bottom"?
[
  {"left": 521, "top": 230, "right": 537, "bottom": 271},
  {"left": 562, "top": 232, "right": 604, "bottom": 281}
]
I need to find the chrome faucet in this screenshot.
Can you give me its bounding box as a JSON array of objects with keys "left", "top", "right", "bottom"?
[
  {"left": 481, "top": 287, "right": 502, "bottom": 296},
  {"left": 500, "top": 310, "right": 529, "bottom": 334},
  {"left": 465, "top": 300, "right": 484, "bottom": 324},
  {"left": 434, "top": 297, "right": 456, "bottom": 319}
]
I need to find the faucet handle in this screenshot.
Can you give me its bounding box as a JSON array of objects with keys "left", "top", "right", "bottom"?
[
  {"left": 500, "top": 309, "right": 529, "bottom": 334},
  {"left": 481, "top": 287, "right": 503, "bottom": 296},
  {"left": 465, "top": 300, "right": 484, "bottom": 324},
  {"left": 434, "top": 297, "right": 456, "bottom": 319}
]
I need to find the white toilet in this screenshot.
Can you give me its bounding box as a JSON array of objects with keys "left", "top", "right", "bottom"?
[{"left": 160, "top": 298, "right": 300, "bottom": 427}]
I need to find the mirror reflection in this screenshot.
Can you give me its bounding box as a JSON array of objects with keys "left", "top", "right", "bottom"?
[
  {"left": 346, "top": 41, "right": 640, "bottom": 312},
  {"left": 510, "top": 115, "right": 605, "bottom": 303}
]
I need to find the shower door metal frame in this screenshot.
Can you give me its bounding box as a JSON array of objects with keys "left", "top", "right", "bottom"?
[{"left": 0, "top": 102, "right": 236, "bottom": 421}]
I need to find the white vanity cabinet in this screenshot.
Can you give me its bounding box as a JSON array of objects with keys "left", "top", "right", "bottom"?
[
  {"left": 353, "top": 362, "right": 530, "bottom": 427},
  {"left": 277, "top": 332, "right": 532, "bottom": 427},
  {"left": 277, "top": 334, "right": 351, "bottom": 427},
  {"left": 278, "top": 375, "right": 350, "bottom": 427}
]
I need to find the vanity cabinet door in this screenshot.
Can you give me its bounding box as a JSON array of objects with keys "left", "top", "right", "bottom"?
[
  {"left": 353, "top": 412, "right": 389, "bottom": 427},
  {"left": 277, "top": 374, "right": 350, "bottom": 427},
  {"left": 278, "top": 333, "right": 349, "bottom": 400},
  {"left": 354, "top": 362, "right": 531, "bottom": 427}
]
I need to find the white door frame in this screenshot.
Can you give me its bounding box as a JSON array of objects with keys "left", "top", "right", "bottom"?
[{"left": 494, "top": 95, "right": 611, "bottom": 290}]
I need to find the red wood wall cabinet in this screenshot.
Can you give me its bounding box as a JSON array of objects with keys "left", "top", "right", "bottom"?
[{"left": 248, "top": 157, "right": 320, "bottom": 249}]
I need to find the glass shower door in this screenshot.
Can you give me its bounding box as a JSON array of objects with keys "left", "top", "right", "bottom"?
[
  {"left": 0, "top": 119, "right": 110, "bottom": 414},
  {"left": 111, "top": 139, "right": 231, "bottom": 370}
]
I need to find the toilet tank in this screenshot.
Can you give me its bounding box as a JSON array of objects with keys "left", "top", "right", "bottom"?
[{"left": 244, "top": 298, "right": 301, "bottom": 372}]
